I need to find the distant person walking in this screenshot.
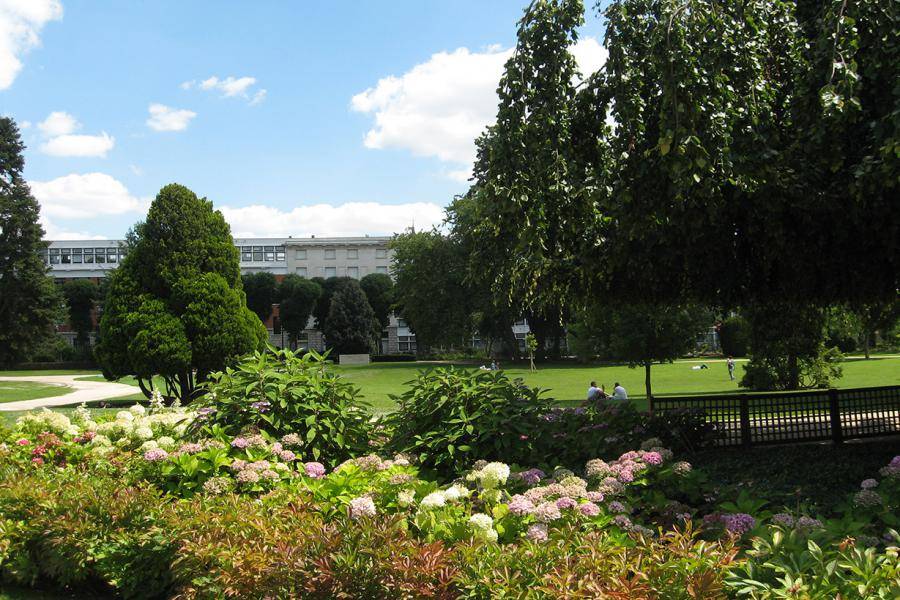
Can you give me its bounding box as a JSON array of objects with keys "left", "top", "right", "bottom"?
[
  {"left": 727, "top": 357, "right": 736, "bottom": 381},
  {"left": 612, "top": 382, "right": 627, "bottom": 401}
]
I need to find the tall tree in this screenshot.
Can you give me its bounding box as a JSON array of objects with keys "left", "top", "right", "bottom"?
[
  {"left": 312, "top": 276, "right": 353, "bottom": 332},
  {"left": 578, "top": 302, "right": 713, "bottom": 398},
  {"left": 278, "top": 274, "right": 322, "bottom": 348},
  {"left": 0, "top": 118, "right": 62, "bottom": 365},
  {"left": 322, "top": 280, "right": 379, "bottom": 356},
  {"left": 62, "top": 279, "right": 98, "bottom": 350},
  {"left": 359, "top": 272, "right": 394, "bottom": 330},
  {"left": 96, "top": 184, "right": 266, "bottom": 402},
  {"left": 460, "top": 0, "right": 592, "bottom": 316},
  {"left": 390, "top": 230, "right": 474, "bottom": 351},
  {"left": 856, "top": 300, "right": 900, "bottom": 360},
  {"left": 242, "top": 272, "right": 278, "bottom": 323}
]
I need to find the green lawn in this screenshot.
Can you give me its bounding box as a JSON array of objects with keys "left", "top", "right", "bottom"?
[
  {"left": 335, "top": 355, "right": 900, "bottom": 411},
  {"left": 0, "top": 381, "right": 71, "bottom": 404}
]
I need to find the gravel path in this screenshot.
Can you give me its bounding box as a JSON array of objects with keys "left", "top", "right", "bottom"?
[{"left": 0, "top": 375, "right": 136, "bottom": 411}]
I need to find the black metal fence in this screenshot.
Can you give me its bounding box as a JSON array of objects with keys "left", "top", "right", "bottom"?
[{"left": 653, "top": 385, "right": 900, "bottom": 447}]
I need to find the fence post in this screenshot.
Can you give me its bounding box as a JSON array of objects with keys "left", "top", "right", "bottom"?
[
  {"left": 829, "top": 388, "right": 843, "bottom": 445},
  {"left": 740, "top": 395, "right": 751, "bottom": 448}
]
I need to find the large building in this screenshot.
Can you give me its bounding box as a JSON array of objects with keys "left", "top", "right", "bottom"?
[{"left": 44, "top": 236, "right": 417, "bottom": 354}]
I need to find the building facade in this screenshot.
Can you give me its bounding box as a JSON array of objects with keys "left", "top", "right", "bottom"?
[{"left": 44, "top": 236, "right": 413, "bottom": 354}]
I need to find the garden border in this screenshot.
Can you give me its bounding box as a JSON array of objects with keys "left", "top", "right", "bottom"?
[{"left": 652, "top": 385, "right": 900, "bottom": 447}]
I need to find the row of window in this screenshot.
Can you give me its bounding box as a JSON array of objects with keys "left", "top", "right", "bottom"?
[
  {"left": 297, "top": 266, "right": 389, "bottom": 278},
  {"left": 237, "top": 246, "right": 389, "bottom": 263},
  {"left": 42, "top": 247, "right": 125, "bottom": 265}
]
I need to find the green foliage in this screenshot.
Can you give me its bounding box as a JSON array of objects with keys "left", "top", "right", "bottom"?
[
  {"left": 277, "top": 274, "right": 321, "bottom": 347},
  {"left": 385, "top": 367, "right": 553, "bottom": 475},
  {"left": 726, "top": 528, "right": 900, "bottom": 598},
  {"left": 0, "top": 118, "right": 64, "bottom": 366},
  {"left": 359, "top": 272, "right": 394, "bottom": 330},
  {"left": 198, "top": 347, "right": 372, "bottom": 466},
  {"left": 322, "top": 279, "right": 379, "bottom": 355},
  {"left": 718, "top": 316, "right": 750, "bottom": 358},
  {"left": 390, "top": 230, "right": 474, "bottom": 350},
  {"left": 96, "top": 184, "right": 266, "bottom": 401},
  {"left": 578, "top": 302, "right": 713, "bottom": 397},
  {"left": 62, "top": 279, "right": 98, "bottom": 349},
  {"left": 241, "top": 271, "right": 278, "bottom": 322},
  {"left": 824, "top": 305, "right": 862, "bottom": 353},
  {"left": 742, "top": 302, "right": 842, "bottom": 390},
  {"left": 311, "top": 276, "right": 352, "bottom": 331}
]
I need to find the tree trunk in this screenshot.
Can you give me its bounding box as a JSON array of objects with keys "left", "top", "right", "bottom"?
[
  {"left": 644, "top": 362, "right": 652, "bottom": 400},
  {"left": 136, "top": 377, "right": 153, "bottom": 399},
  {"left": 787, "top": 354, "right": 800, "bottom": 389},
  {"left": 864, "top": 331, "right": 871, "bottom": 359}
]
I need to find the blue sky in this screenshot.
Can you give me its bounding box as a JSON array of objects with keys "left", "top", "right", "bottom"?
[{"left": 1, "top": 1, "right": 607, "bottom": 239}]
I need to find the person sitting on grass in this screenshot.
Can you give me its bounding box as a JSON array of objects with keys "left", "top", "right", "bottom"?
[{"left": 612, "top": 382, "right": 628, "bottom": 401}]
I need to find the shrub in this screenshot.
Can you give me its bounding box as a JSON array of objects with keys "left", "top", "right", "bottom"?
[
  {"left": 196, "top": 347, "right": 373, "bottom": 466},
  {"left": 717, "top": 316, "right": 749, "bottom": 357},
  {"left": 741, "top": 345, "right": 844, "bottom": 390},
  {"left": 385, "top": 367, "right": 553, "bottom": 476}
]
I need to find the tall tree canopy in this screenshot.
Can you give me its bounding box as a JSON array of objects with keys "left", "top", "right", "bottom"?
[
  {"left": 359, "top": 272, "right": 394, "bottom": 330},
  {"left": 278, "top": 274, "right": 322, "bottom": 348},
  {"left": 96, "top": 184, "right": 266, "bottom": 401},
  {"left": 0, "top": 118, "right": 62, "bottom": 365},
  {"left": 242, "top": 272, "right": 278, "bottom": 323},
  {"left": 62, "top": 279, "right": 99, "bottom": 350},
  {"left": 322, "top": 280, "right": 380, "bottom": 356}
]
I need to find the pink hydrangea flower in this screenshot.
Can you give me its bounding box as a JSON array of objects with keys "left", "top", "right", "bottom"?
[
  {"left": 143, "top": 449, "right": 169, "bottom": 462},
  {"left": 278, "top": 450, "right": 296, "bottom": 462},
  {"left": 15, "top": 439, "right": 30, "bottom": 446},
  {"left": 230, "top": 437, "right": 250, "bottom": 449},
  {"left": 578, "top": 502, "right": 600, "bottom": 517},
  {"left": 617, "top": 469, "right": 634, "bottom": 483},
  {"left": 555, "top": 496, "right": 577, "bottom": 510},
  {"left": 642, "top": 451, "right": 663, "bottom": 466},
  {"left": 304, "top": 462, "right": 326, "bottom": 479},
  {"left": 526, "top": 523, "right": 548, "bottom": 542},
  {"left": 860, "top": 478, "right": 878, "bottom": 490},
  {"left": 349, "top": 496, "right": 377, "bottom": 519},
  {"left": 586, "top": 491, "right": 604, "bottom": 503},
  {"left": 507, "top": 494, "right": 534, "bottom": 516},
  {"left": 533, "top": 501, "right": 562, "bottom": 523}
]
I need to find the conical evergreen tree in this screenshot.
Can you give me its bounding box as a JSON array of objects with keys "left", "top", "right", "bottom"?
[{"left": 0, "top": 118, "right": 61, "bottom": 365}]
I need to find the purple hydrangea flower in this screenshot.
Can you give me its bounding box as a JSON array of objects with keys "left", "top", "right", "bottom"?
[
  {"left": 771, "top": 513, "right": 794, "bottom": 528},
  {"left": 278, "top": 450, "right": 296, "bottom": 462},
  {"left": 250, "top": 400, "right": 271, "bottom": 412},
  {"left": 586, "top": 491, "right": 604, "bottom": 503},
  {"left": 642, "top": 451, "right": 663, "bottom": 466},
  {"left": 722, "top": 513, "right": 756, "bottom": 535},
  {"left": 231, "top": 437, "right": 250, "bottom": 449},
  {"left": 860, "top": 478, "right": 878, "bottom": 490}
]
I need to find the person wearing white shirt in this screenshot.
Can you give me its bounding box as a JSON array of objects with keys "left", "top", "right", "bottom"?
[
  {"left": 612, "top": 382, "right": 627, "bottom": 401},
  {"left": 587, "top": 381, "right": 601, "bottom": 402}
]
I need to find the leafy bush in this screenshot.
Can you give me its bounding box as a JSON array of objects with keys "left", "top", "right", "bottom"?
[
  {"left": 385, "top": 367, "right": 553, "bottom": 475},
  {"left": 741, "top": 345, "right": 844, "bottom": 390},
  {"left": 718, "top": 316, "right": 750, "bottom": 357},
  {"left": 197, "top": 347, "right": 373, "bottom": 466}
]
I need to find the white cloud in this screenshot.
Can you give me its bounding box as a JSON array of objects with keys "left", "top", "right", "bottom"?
[
  {"left": 0, "top": 0, "right": 62, "bottom": 90},
  {"left": 39, "top": 215, "right": 106, "bottom": 240},
  {"left": 351, "top": 38, "right": 606, "bottom": 179},
  {"left": 41, "top": 132, "right": 115, "bottom": 157},
  {"left": 146, "top": 103, "right": 196, "bottom": 132},
  {"left": 250, "top": 88, "right": 267, "bottom": 106},
  {"left": 19, "top": 119, "right": 30, "bottom": 129},
  {"left": 219, "top": 202, "right": 445, "bottom": 238},
  {"left": 29, "top": 172, "right": 148, "bottom": 219},
  {"left": 184, "top": 75, "right": 265, "bottom": 104},
  {"left": 38, "top": 110, "right": 78, "bottom": 136}
]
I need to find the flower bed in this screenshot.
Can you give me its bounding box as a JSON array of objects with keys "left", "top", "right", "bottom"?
[{"left": 2, "top": 401, "right": 899, "bottom": 598}]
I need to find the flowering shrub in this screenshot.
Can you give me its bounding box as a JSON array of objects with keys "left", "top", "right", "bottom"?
[
  {"left": 385, "top": 367, "right": 553, "bottom": 475},
  {"left": 195, "top": 347, "right": 373, "bottom": 466}
]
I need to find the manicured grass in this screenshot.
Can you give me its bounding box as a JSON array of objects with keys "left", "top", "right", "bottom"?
[
  {"left": 0, "top": 370, "right": 97, "bottom": 377},
  {"left": 0, "top": 381, "right": 71, "bottom": 404},
  {"left": 335, "top": 356, "right": 900, "bottom": 411}
]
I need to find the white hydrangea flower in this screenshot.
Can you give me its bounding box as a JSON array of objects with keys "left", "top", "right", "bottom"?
[
  {"left": 115, "top": 411, "right": 134, "bottom": 422},
  {"left": 83, "top": 420, "right": 98, "bottom": 431},
  {"left": 134, "top": 426, "right": 154, "bottom": 440},
  {"left": 140, "top": 440, "right": 160, "bottom": 451},
  {"left": 91, "top": 435, "right": 111, "bottom": 447},
  {"left": 478, "top": 462, "right": 510, "bottom": 488},
  {"left": 420, "top": 491, "right": 447, "bottom": 509},
  {"left": 156, "top": 436, "right": 175, "bottom": 450},
  {"left": 443, "top": 484, "right": 471, "bottom": 501},
  {"left": 129, "top": 404, "right": 146, "bottom": 416},
  {"left": 468, "top": 513, "right": 493, "bottom": 530}
]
